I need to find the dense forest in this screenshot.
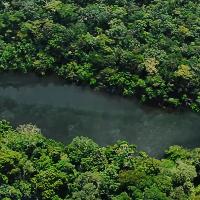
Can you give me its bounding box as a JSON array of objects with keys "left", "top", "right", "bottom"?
[
  {"left": 0, "top": 120, "right": 200, "bottom": 200},
  {"left": 1, "top": 1, "right": 200, "bottom": 199},
  {"left": 0, "top": 0, "right": 200, "bottom": 110}
]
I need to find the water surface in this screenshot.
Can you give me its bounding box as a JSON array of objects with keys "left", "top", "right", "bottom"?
[{"left": 0, "top": 73, "right": 199, "bottom": 157}]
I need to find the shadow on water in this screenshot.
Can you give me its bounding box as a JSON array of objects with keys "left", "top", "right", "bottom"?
[{"left": 0, "top": 72, "right": 200, "bottom": 157}]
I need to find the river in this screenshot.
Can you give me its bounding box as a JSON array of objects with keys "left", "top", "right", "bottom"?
[{"left": 0, "top": 73, "right": 199, "bottom": 157}]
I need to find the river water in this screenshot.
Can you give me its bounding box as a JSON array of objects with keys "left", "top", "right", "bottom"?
[{"left": 0, "top": 73, "right": 199, "bottom": 157}]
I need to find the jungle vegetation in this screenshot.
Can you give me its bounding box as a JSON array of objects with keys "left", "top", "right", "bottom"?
[
  {"left": 0, "top": 0, "right": 200, "bottom": 110},
  {"left": 1, "top": 120, "right": 200, "bottom": 200},
  {"left": 1, "top": 1, "right": 200, "bottom": 199}
]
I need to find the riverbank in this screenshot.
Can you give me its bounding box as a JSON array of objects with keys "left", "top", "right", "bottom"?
[
  {"left": 1, "top": 0, "right": 200, "bottom": 111},
  {"left": 0, "top": 120, "right": 200, "bottom": 200}
]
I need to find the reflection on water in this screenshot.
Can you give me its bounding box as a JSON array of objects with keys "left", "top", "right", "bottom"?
[{"left": 0, "top": 73, "right": 200, "bottom": 157}]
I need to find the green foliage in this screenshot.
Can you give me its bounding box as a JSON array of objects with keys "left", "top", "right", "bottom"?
[
  {"left": 0, "top": 0, "right": 199, "bottom": 110},
  {"left": 112, "top": 192, "right": 131, "bottom": 200},
  {"left": 31, "top": 167, "right": 68, "bottom": 199},
  {"left": 0, "top": 120, "right": 200, "bottom": 199},
  {"left": 58, "top": 62, "right": 93, "bottom": 83}
]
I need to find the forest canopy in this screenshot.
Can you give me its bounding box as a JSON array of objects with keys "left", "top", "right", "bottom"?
[
  {"left": 1, "top": 120, "right": 200, "bottom": 199},
  {"left": 0, "top": 0, "right": 200, "bottom": 110}
]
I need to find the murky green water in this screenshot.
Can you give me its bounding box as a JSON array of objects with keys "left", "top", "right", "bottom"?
[{"left": 0, "top": 73, "right": 200, "bottom": 156}]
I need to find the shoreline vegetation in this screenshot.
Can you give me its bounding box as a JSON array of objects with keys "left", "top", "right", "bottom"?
[
  {"left": 1, "top": 120, "right": 200, "bottom": 199},
  {"left": 0, "top": 0, "right": 200, "bottom": 111},
  {"left": 1, "top": 0, "right": 200, "bottom": 199}
]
